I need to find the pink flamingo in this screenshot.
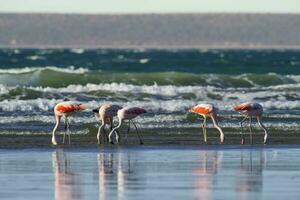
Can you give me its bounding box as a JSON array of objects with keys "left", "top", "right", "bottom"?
[
  {"left": 93, "top": 104, "right": 122, "bottom": 144},
  {"left": 52, "top": 101, "right": 86, "bottom": 145},
  {"left": 233, "top": 102, "right": 268, "bottom": 144},
  {"left": 189, "top": 103, "right": 224, "bottom": 143},
  {"left": 108, "top": 107, "right": 147, "bottom": 144}
]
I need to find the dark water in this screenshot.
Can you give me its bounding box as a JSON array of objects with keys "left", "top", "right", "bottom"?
[
  {"left": 1, "top": 147, "right": 300, "bottom": 200},
  {"left": 0, "top": 48, "right": 300, "bottom": 137}
]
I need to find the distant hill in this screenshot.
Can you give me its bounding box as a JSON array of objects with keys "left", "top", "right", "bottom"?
[{"left": 0, "top": 13, "right": 300, "bottom": 48}]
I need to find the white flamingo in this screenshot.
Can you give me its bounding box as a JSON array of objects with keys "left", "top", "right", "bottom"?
[
  {"left": 93, "top": 104, "right": 122, "bottom": 144},
  {"left": 108, "top": 107, "right": 147, "bottom": 144}
]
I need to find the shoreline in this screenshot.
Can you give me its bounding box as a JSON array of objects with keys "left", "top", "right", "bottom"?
[{"left": 0, "top": 131, "right": 299, "bottom": 149}]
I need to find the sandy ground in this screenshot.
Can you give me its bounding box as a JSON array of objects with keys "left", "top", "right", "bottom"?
[{"left": 0, "top": 128, "right": 299, "bottom": 148}]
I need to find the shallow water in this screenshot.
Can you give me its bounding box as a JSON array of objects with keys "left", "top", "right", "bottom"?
[{"left": 1, "top": 146, "right": 300, "bottom": 200}]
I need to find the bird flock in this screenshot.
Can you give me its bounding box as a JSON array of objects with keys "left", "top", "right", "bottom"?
[{"left": 51, "top": 101, "right": 268, "bottom": 146}]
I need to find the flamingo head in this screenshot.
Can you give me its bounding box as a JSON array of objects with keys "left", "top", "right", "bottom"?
[
  {"left": 141, "top": 108, "right": 147, "bottom": 114},
  {"left": 233, "top": 105, "right": 239, "bottom": 111},
  {"left": 92, "top": 107, "right": 100, "bottom": 113},
  {"left": 78, "top": 103, "right": 87, "bottom": 111},
  {"left": 188, "top": 106, "right": 194, "bottom": 113}
]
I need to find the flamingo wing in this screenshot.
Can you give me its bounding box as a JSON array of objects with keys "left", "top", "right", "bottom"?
[
  {"left": 233, "top": 102, "right": 252, "bottom": 111},
  {"left": 190, "top": 104, "right": 213, "bottom": 115},
  {"left": 126, "top": 107, "right": 147, "bottom": 115},
  {"left": 56, "top": 102, "right": 85, "bottom": 113}
]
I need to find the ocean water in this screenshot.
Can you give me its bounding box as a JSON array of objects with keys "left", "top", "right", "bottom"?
[{"left": 0, "top": 48, "right": 300, "bottom": 139}]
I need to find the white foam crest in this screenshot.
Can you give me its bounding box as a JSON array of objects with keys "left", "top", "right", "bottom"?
[
  {"left": 70, "top": 48, "right": 85, "bottom": 54},
  {"left": 45, "top": 66, "right": 89, "bottom": 74},
  {"left": 0, "top": 84, "right": 10, "bottom": 95},
  {"left": 261, "top": 100, "right": 300, "bottom": 110},
  {"left": 30, "top": 83, "right": 212, "bottom": 97},
  {"left": 0, "top": 115, "right": 96, "bottom": 124},
  {"left": 139, "top": 58, "right": 150, "bottom": 64},
  {"left": 0, "top": 66, "right": 89, "bottom": 74},
  {"left": 264, "top": 83, "right": 300, "bottom": 90},
  {"left": 1, "top": 96, "right": 300, "bottom": 114},
  {"left": 0, "top": 98, "right": 59, "bottom": 112},
  {"left": 237, "top": 74, "right": 259, "bottom": 87},
  {"left": 286, "top": 75, "right": 300, "bottom": 83},
  {"left": 0, "top": 98, "right": 193, "bottom": 113},
  {"left": 1, "top": 86, "right": 300, "bottom": 113},
  {"left": 0, "top": 67, "right": 38, "bottom": 74},
  {"left": 120, "top": 99, "right": 195, "bottom": 112},
  {"left": 26, "top": 55, "right": 45, "bottom": 61}
]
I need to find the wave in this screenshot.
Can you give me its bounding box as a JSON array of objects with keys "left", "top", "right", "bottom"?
[
  {"left": 1, "top": 80, "right": 300, "bottom": 113},
  {"left": 1, "top": 96, "right": 300, "bottom": 114},
  {"left": 0, "top": 66, "right": 299, "bottom": 87},
  {"left": 0, "top": 66, "right": 89, "bottom": 74}
]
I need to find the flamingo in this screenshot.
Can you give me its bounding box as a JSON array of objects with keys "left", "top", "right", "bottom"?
[
  {"left": 108, "top": 107, "right": 146, "bottom": 144},
  {"left": 92, "top": 104, "right": 122, "bottom": 144},
  {"left": 52, "top": 101, "right": 86, "bottom": 145},
  {"left": 189, "top": 103, "right": 224, "bottom": 143},
  {"left": 233, "top": 102, "right": 268, "bottom": 144}
]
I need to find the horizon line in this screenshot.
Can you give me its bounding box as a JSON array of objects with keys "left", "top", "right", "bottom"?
[{"left": 1, "top": 11, "right": 300, "bottom": 15}]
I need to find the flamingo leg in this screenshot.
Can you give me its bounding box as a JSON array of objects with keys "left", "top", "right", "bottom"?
[
  {"left": 108, "top": 130, "right": 114, "bottom": 144},
  {"left": 107, "top": 118, "right": 113, "bottom": 142},
  {"left": 97, "top": 124, "right": 104, "bottom": 144},
  {"left": 210, "top": 114, "right": 225, "bottom": 144},
  {"left": 52, "top": 115, "right": 61, "bottom": 145},
  {"left": 66, "top": 117, "right": 71, "bottom": 145},
  {"left": 124, "top": 120, "right": 130, "bottom": 144},
  {"left": 97, "top": 125, "right": 101, "bottom": 144},
  {"left": 103, "top": 128, "right": 109, "bottom": 144},
  {"left": 201, "top": 116, "right": 207, "bottom": 143},
  {"left": 63, "top": 116, "right": 67, "bottom": 144},
  {"left": 97, "top": 121, "right": 105, "bottom": 144},
  {"left": 132, "top": 121, "right": 144, "bottom": 145},
  {"left": 240, "top": 116, "right": 248, "bottom": 145},
  {"left": 249, "top": 117, "right": 253, "bottom": 145},
  {"left": 109, "top": 120, "right": 123, "bottom": 144},
  {"left": 115, "top": 130, "right": 120, "bottom": 144},
  {"left": 109, "top": 117, "right": 113, "bottom": 131},
  {"left": 257, "top": 116, "right": 268, "bottom": 144}
]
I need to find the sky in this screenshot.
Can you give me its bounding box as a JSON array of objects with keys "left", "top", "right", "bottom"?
[{"left": 0, "top": 0, "right": 300, "bottom": 14}]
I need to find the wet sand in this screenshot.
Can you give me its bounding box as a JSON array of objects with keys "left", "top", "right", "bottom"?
[
  {"left": 0, "top": 145, "right": 300, "bottom": 200},
  {"left": 0, "top": 128, "right": 300, "bottom": 148}
]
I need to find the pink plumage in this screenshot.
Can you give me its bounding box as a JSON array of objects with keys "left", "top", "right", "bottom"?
[
  {"left": 233, "top": 102, "right": 268, "bottom": 144},
  {"left": 52, "top": 101, "right": 86, "bottom": 145},
  {"left": 108, "top": 107, "right": 147, "bottom": 144}
]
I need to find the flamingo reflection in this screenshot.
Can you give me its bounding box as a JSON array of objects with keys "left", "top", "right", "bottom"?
[
  {"left": 193, "top": 151, "right": 223, "bottom": 199},
  {"left": 97, "top": 153, "right": 132, "bottom": 200},
  {"left": 52, "top": 150, "right": 83, "bottom": 200},
  {"left": 236, "top": 150, "right": 266, "bottom": 200}
]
